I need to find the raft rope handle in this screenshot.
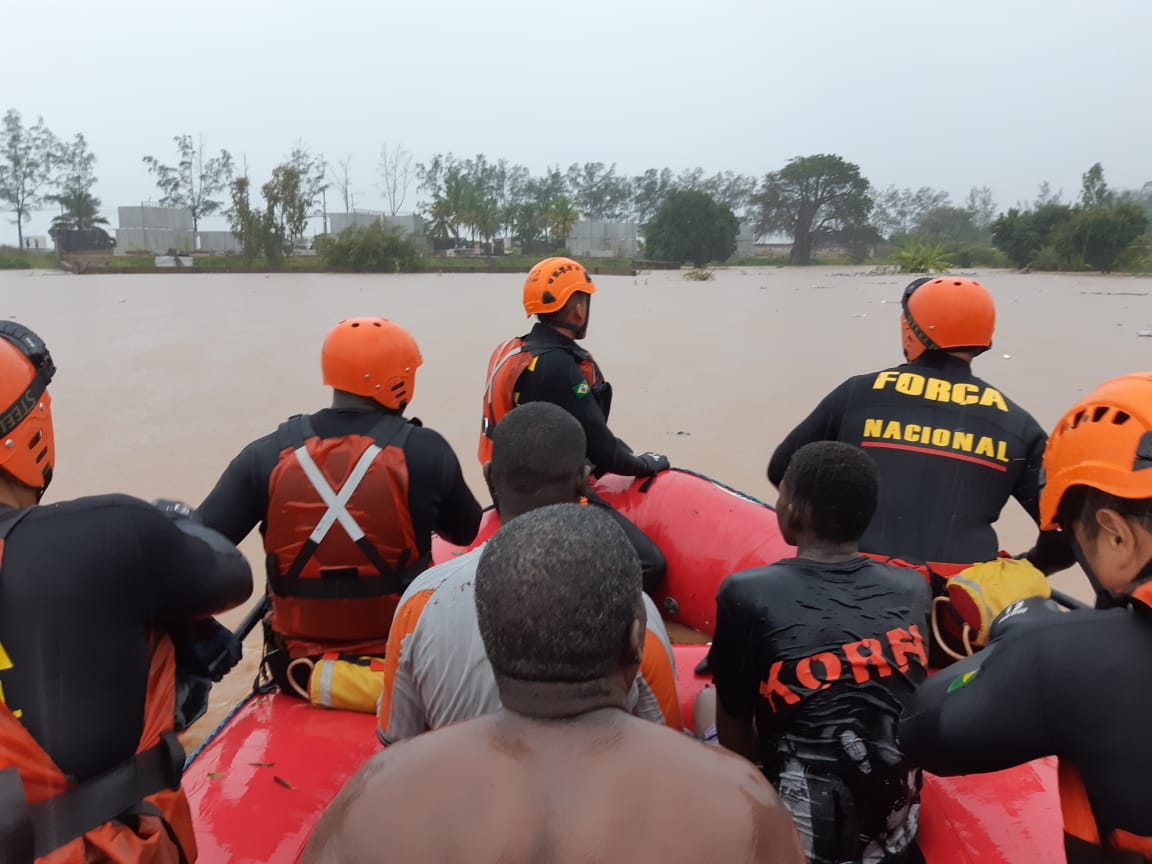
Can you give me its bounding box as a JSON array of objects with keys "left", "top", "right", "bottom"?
[
  {"left": 286, "top": 658, "right": 315, "bottom": 701},
  {"left": 931, "top": 595, "right": 976, "bottom": 663}
]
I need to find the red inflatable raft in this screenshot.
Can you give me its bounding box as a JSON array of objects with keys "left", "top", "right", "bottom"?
[{"left": 183, "top": 468, "right": 1062, "bottom": 863}]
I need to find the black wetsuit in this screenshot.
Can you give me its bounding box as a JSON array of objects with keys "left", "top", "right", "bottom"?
[
  {"left": 198, "top": 408, "right": 482, "bottom": 555},
  {"left": 901, "top": 595, "right": 1152, "bottom": 863},
  {"left": 515, "top": 323, "right": 654, "bottom": 478},
  {"left": 709, "top": 557, "right": 932, "bottom": 864},
  {"left": 513, "top": 324, "right": 668, "bottom": 590},
  {"left": 767, "top": 353, "right": 1073, "bottom": 572},
  {"left": 0, "top": 495, "right": 251, "bottom": 781}
]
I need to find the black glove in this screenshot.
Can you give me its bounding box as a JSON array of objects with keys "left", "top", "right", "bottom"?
[
  {"left": 637, "top": 452, "right": 671, "bottom": 476},
  {"left": 174, "top": 618, "right": 243, "bottom": 681},
  {"left": 152, "top": 498, "right": 197, "bottom": 522}
]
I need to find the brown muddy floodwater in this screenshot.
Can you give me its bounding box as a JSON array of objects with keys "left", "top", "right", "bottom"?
[{"left": 2, "top": 265, "right": 1149, "bottom": 747}]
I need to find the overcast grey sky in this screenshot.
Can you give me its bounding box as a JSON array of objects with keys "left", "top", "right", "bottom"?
[{"left": 6, "top": 0, "right": 1150, "bottom": 242}]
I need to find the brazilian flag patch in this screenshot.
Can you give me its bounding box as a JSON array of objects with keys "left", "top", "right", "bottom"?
[
  {"left": 573, "top": 381, "right": 590, "bottom": 398},
  {"left": 946, "top": 669, "right": 979, "bottom": 694}
]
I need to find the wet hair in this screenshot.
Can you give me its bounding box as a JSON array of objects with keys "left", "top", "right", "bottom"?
[
  {"left": 475, "top": 503, "right": 642, "bottom": 682},
  {"left": 490, "top": 402, "right": 586, "bottom": 496},
  {"left": 1057, "top": 485, "right": 1152, "bottom": 540},
  {"left": 782, "top": 441, "right": 879, "bottom": 544}
]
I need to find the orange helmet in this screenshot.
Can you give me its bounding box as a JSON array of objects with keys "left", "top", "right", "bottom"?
[
  {"left": 0, "top": 322, "right": 56, "bottom": 494},
  {"left": 1039, "top": 372, "right": 1152, "bottom": 530},
  {"left": 900, "top": 277, "right": 996, "bottom": 361},
  {"left": 321, "top": 318, "right": 423, "bottom": 411},
  {"left": 523, "top": 257, "right": 597, "bottom": 317}
]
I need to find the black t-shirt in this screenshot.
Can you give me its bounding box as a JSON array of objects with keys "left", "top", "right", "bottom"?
[
  {"left": 0, "top": 495, "right": 252, "bottom": 780},
  {"left": 768, "top": 353, "right": 1073, "bottom": 571},
  {"left": 709, "top": 557, "right": 931, "bottom": 778},
  {"left": 197, "top": 408, "right": 482, "bottom": 553},
  {"left": 513, "top": 323, "right": 650, "bottom": 477},
  {"left": 901, "top": 601, "right": 1152, "bottom": 862}
]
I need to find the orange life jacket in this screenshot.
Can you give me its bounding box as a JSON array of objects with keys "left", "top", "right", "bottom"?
[
  {"left": 477, "top": 336, "right": 602, "bottom": 464},
  {"left": 263, "top": 414, "right": 425, "bottom": 658},
  {"left": 0, "top": 510, "right": 195, "bottom": 864}
]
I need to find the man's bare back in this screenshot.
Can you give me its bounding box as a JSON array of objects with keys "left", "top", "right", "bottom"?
[{"left": 301, "top": 707, "right": 802, "bottom": 863}]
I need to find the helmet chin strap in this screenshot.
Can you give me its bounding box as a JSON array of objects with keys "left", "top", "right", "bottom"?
[
  {"left": 546, "top": 317, "right": 585, "bottom": 338},
  {"left": 1071, "top": 536, "right": 1152, "bottom": 610}
]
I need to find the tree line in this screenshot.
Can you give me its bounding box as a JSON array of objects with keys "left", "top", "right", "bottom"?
[{"left": 2, "top": 107, "right": 1149, "bottom": 270}]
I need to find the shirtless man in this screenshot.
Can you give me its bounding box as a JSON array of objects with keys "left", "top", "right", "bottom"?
[{"left": 301, "top": 504, "right": 803, "bottom": 864}]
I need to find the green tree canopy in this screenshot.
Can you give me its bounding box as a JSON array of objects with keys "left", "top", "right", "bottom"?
[
  {"left": 644, "top": 189, "right": 738, "bottom": 266},
  {"left": 0, "top": 110, "right": 60, "bottom": 247},
  {"left": 755, "top": 154, "right": 872, "bottom": 265},
  {"left": 142, "top": 134, "right": 233, "bottom": 233}
]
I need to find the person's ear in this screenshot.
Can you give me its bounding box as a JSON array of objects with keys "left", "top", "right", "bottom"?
[
  {"left": 483, "top": 462, "right": 498, "bottom": 512},
  {"left": 627, "top": 617, "right": 644, "bottom": 665}
]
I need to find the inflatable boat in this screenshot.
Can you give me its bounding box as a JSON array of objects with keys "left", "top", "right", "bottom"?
[{"left": 183, "top": 468, "right": 1062, "bottom": 863}]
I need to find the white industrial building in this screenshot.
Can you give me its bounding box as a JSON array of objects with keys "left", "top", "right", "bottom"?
[{"left": 566, "top": 220, "right": 639, "bottom": 258}]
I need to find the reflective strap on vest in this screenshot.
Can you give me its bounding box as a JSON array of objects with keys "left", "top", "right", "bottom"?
[
  {"left": 0, "top": 732, "right": 186, "bottom": 862},
  {"left": 316, "top": 654, "right": 338, "bottom": 708},
  {"left": 271, "top": 415, "right": 412, "bottom": 600},
  {"left": 294, "top": 441, "right": 381, "bottom": 547},
  {"left": 481, "top": 339, "right": 529, "bottom": 440}
]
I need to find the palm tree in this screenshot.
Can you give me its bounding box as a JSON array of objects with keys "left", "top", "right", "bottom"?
[
  {"left": 48, "top": 189, "right": 109, "bottom": 235},
  {"left": 547, "top": 196, "right": 579, "bottom": 247}
]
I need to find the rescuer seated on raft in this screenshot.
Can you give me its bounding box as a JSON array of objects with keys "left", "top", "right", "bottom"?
[
  {"left": 302, "top": 503, "right": 805, "bottom": 864},
  {"left": 0, "top": 321, "right": 253, "bottom": 863},
  {"left": 708, "top": 441, "right": 932, "bottom": 864},
  {"left": 197, "top": 318, "right": 482, "bottom": 712},
  {"left": 901, "top": 371, "right": 1152, "bottom": 863},
  {"left": 767, "top": 277, "right": 1074, "bottom": 577},
  {"left": 477, "top": 256, "right": 669, "bottom": 591},
  {"left": 377, "top": 402, "right": 683, "bottom": 746}
]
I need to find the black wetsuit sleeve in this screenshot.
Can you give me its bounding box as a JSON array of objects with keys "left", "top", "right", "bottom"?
[
  {"left": 517, "top": 353, "right": 650, "bottom": 477},
  {"left": 707, "top": 578, "right": 760, "bottom": 720},
  {"left": 899, "top": 626, "right": 1057, "bottom": 775},
  {"left": 408, "top": 429, "right": 482, "bottom": 548},
  {"left": 1014, "top": 429, "right": 1077, "bottom": 574},
  {"left": 196, "top": 435, "right": 278, "bottom": 544},
  {"left": 585, "top": 494, "right": 667, "bottom": 593},
  {"left": 137, "top": 505, "right": 254, "bottom": 625},
  {"left": 767, "top": 382, "right": 852, "bottom": 487}
]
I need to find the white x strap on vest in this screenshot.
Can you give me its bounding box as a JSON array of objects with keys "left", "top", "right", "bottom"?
[{"left": 294, "top": 442, "right": 381, "bottom": 545}]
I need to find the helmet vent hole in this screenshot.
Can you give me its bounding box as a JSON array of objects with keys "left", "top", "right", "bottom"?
[
  {"left": 542, "top": 291, "right": 556, "bottom": 304},
  {"left": 351, "top": 322, "right": 360, "bottom": 328},
  {"left": 34, "top": 446, "right": 47, "bottom": 465},
  {"left": 1092, "top": 406, "right": 1109, "bottom": 423},
  {"left": 1112, "top": 411, "right": 1131, "bottom": 425},
  {"left": 373, "top": 322, "right": 382, "bottom": 327},
  {"left": 1071, "top": 410, "right": 1087, "bottom": 429},
  {"left": 28, "top": 429, "right": 42, "bottom": 449}
]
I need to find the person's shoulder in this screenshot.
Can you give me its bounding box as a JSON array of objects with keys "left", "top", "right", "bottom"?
[
  {"left": 867, "top": 558, "right": 933, "bottom": 596},
  {"left": 403, "top": 421, "right": 453, "bottom": 451},
  {"left": 718, "top": 565, "right": 782, "bottom": 601},
  {"left": 378, "top": 712, "right": 492, "bottom": 775},
  {"left": 33, "top": 493, "right": 158, "bottom": 521},
  {"left": 402, "top": 547, "right": 482, "bottom": 598},
  {"left": 640, "top": 721, "right": 782, "bottom": 804}
]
